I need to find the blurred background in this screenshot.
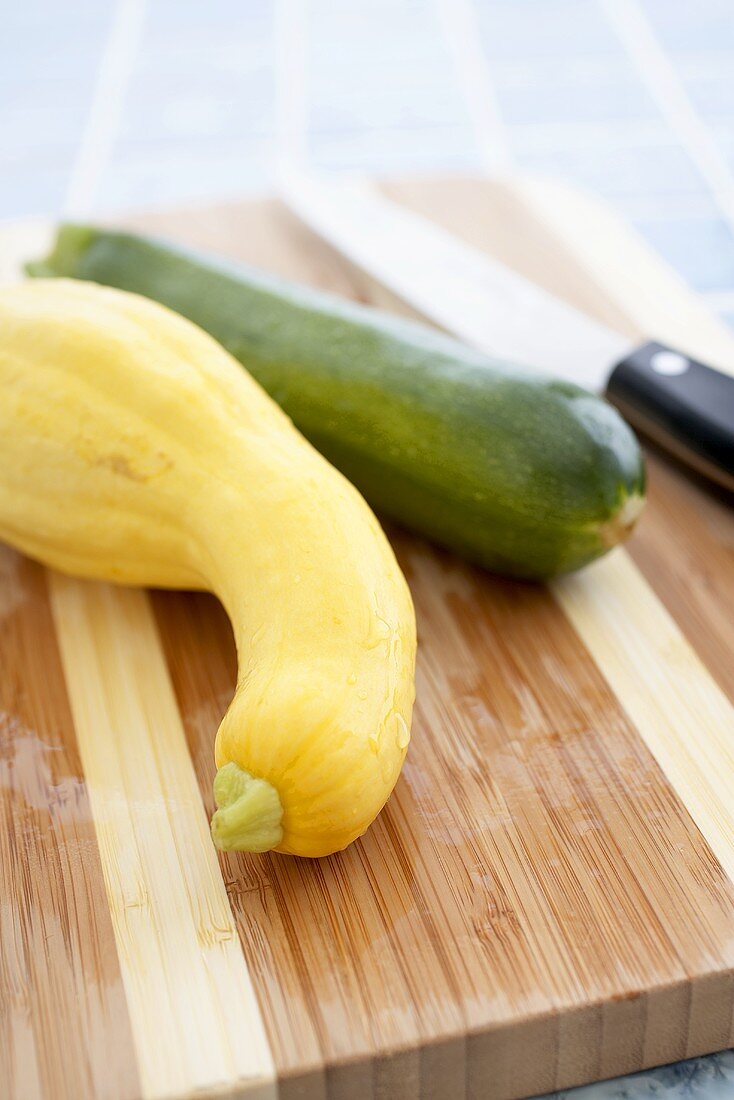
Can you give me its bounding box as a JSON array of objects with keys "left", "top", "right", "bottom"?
[{"left": 4, "top": 0, "right": 734, "bottom": 332}]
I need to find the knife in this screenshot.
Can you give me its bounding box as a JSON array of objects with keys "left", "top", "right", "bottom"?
[{"left": 281, "top": 174, "right": 734, "bottom": 491}]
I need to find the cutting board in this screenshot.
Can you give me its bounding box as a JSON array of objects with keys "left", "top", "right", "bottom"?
[{"left": 2, "top": 178, "right": 734, "bottom": 1100}]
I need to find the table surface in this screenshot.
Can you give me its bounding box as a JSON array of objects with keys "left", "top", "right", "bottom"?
[{"left": 4, "top": 2, "right": 734, "bottom": 1097}]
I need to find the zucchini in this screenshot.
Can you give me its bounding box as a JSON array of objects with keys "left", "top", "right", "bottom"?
[{"left": 28, "top": 225, "right": 645, "bottom": 579}]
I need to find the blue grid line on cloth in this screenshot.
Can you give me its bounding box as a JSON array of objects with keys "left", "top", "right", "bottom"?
[{"left": 4, "top": 0, "right": 734, "bottom": 328}]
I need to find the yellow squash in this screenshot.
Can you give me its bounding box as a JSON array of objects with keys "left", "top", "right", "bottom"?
[{"left": 0, "top": 279, "right": 416, "bottom": 857}]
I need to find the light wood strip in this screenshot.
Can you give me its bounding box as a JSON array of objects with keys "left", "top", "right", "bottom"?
[
  {"left": 48, "top": 575, "right": 276, "bottom": 1100},
  {"left": 0, "top": 549, "right": 140, "bottom": 1100},
  {"left": 553, "top": 550, "right": 734, "bottom": 884},
  {"left": 149, "top": 589, "right": 328, "bottom": 1099}
]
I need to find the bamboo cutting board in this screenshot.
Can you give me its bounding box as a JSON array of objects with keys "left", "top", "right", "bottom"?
[{"left": 1, "top": 178, "right": 734, "bottom": 1100}]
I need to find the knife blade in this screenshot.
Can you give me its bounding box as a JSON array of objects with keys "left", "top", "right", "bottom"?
[{"left": 281, "top": 173, "right": 734, "bottom": 490}]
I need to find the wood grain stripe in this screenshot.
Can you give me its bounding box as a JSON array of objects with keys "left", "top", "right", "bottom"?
[
  {"left": 48, "top": 575, "right": 276, "bottom": 1100},
  {"left": 553, "top": 549, "right": 734, "bottom": 884},
  {"left": 0, "top": 549, "right": 140, "bottom": 1100},
  {"left": 629, "top": 452, "right": 734, "bottom": 705}
]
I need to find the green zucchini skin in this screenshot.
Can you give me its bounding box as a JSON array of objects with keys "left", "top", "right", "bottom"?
[{"left": 28, "top": 225, "right": 645, "bottom": 579}]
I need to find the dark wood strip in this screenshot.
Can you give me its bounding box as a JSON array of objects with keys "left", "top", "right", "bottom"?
[
  {"left": 628, "top": 451, "right": 734, "bottom": 704},
  {"left": 0, "top": 549, "right": 140, "bottom": 1100}
]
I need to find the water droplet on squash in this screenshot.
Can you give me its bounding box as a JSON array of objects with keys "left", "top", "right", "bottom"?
[
  {"left": 365, "top": 613, "right": 392, "bottom": 649},
  {"left": 396, "top": 713, "right": 410, "bottom": 749},
  {"left": 346, "top": 673, "right": 357, "bottom": 685}
]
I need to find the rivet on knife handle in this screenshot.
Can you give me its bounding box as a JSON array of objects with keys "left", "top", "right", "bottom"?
[{"left": 607, "top": 341, "right": 734, "bottom": 490}]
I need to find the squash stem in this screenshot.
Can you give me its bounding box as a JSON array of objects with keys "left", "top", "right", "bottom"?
[{"left": 210, "top": 762, "right": 283, "bottom": 853}]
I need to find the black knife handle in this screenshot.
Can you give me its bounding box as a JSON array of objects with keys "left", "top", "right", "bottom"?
[{"left": 607, "top": 341, "right": 734, "bottom": 490}]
